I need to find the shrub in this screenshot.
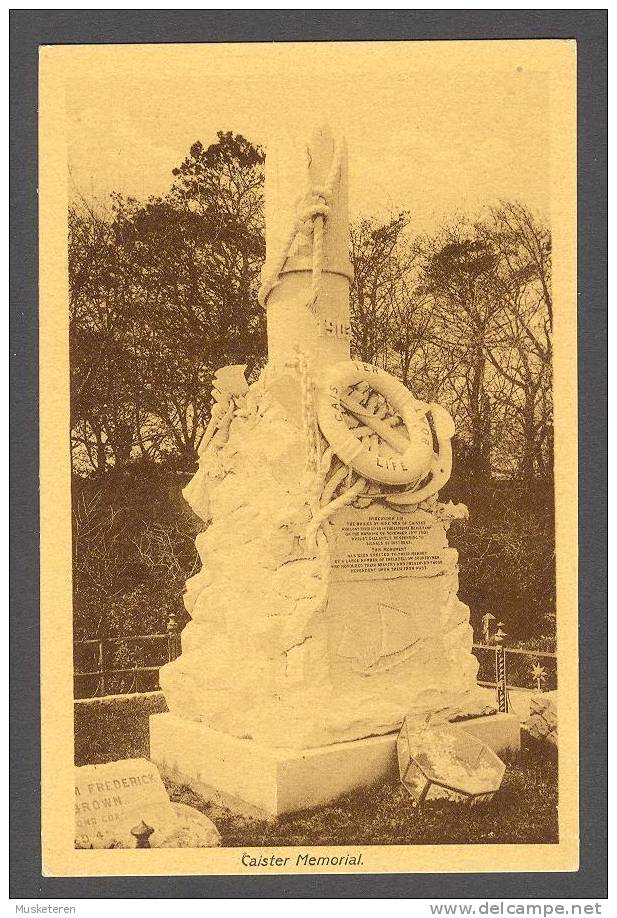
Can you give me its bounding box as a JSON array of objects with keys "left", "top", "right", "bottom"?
[
  {"left": 444, "top": 476, "right": 555, "bottom": 646},
  {"left": 72, "top": 459, "right": 199, "bottom": 640}
]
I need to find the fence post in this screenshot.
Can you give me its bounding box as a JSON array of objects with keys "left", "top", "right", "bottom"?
[
  {"left": 167, "top": 612, "right": 181, "bottom": 662},
  {"left": 97, "top": 639, "right": 105, "bottom": 697},
  {"left": 481, "top": 612, "right": 496, "bottom": 644},
  {"left": 494, "top": 624, "right": 508, "bottom": 713}
]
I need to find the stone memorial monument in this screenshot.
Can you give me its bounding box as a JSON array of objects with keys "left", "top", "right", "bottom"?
[{"left": 150, "top": 126, "right": 519, "bottom": 816}]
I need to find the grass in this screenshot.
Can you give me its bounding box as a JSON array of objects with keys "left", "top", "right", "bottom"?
[
  {"left": 75, "top": 694, "right": 558, "bottom": 846},
  {"left": 162, "top": 753, "right": 558, "bottom": 847}
]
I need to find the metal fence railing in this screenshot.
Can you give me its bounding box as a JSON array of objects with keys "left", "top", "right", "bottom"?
[
  {"left": 73, "top": 624, "right": 556, "bottom": 702},
  {"left": 473, "top": 644, "right": 557, "bottom": 694},
  {"left": 73, "top": 615, "right": 181, "bottom": 700}
]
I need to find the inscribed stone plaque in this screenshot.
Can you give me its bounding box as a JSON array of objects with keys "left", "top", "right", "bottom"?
[
  {"left": 330, "top": 505, "right": 457, "bottom": 582},
  {"left": 75, "top": 757, "right": 175, "bottom": 848}
]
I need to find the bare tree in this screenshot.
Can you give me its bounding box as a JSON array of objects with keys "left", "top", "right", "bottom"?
[
  {"left": 479, "top": 203, "right": 552, "bottom": 480},
  {"left": 350, "top": 212, "right": 410, "bottom": 365},
  {"left": 417, "top": 205, "right": 552, "bottom": 482},
  {"left": 420, "top": 220, "right": 506, "bottom": 481}
]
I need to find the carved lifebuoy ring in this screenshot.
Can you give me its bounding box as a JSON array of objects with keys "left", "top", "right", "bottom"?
[
  {"left": 385, "top": 402, "right": 455, "bottom": 505},
  {"left": 316, "top": 361, "right": 435, "bottom": 486}
]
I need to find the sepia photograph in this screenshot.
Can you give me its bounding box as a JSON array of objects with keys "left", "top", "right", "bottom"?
[{"left": 34, "top": 34, "right": 583, "bottom": 880}]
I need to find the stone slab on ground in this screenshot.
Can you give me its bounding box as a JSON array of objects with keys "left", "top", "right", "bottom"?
[
  {"left": 521, "top": 691, "right": 558, "bottom": 752},
  {"left": 150, "top": 711, "right": 520, "bottom": 818},
  {"left": 75, "top": 758, "right": 220, "bottom": 848},
  {"left": 75, "top": 758, "right": 175, "bottom": 848}
]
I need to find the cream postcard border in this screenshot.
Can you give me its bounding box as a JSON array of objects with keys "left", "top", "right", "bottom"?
[{"left": 39, "top": 39, "right": 578, "bottom": 877}]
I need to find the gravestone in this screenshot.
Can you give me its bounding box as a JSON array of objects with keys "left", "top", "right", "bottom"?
[
  {"left": 75, "top": 758, "right": 175, "bottom": 848},
  {"left": 75, "top": 758, "right": 220, "bottom": 848}
]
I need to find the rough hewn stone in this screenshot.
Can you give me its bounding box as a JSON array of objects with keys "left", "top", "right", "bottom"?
[
  {"left": 522, "top": 692, "right": 558, "bottom": 749},
  {"left": 159, "top": 382, "right": 484, "bottom": 748}
]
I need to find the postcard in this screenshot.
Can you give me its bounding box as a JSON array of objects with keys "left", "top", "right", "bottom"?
[{"left": 39, "top": 38, "right": 578, "bottom": 877}]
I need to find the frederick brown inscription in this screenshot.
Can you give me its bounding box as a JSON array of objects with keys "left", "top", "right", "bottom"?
[{"left": 75, "top": 758, "right": 174, "bottom": 849}]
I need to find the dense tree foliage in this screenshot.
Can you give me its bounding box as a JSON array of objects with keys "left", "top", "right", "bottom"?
[{"left": 70, "top": 132, "right": 266, "bottom": 473}]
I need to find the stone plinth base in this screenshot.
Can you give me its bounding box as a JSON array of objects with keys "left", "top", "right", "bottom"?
[{"left": 150, "top": 712, "right": 520, "bottom": 817}]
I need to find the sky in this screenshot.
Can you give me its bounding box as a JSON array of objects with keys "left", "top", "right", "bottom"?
[{"left": 65, "top": 41, "right": 551, "bottom": 233}]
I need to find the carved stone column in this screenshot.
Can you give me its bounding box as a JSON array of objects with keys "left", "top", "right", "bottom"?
[{"left": 262, "top": 125, "right": 353, "bottom": 377}]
